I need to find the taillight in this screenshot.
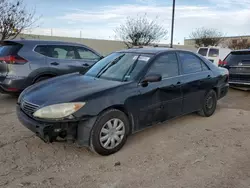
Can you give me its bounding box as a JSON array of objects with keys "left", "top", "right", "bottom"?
[
  {"left": 0, "top": 55, "right": 27, "bottom": 64},
  {"left": 218, "top": 59, "right": 227, "bottom": 67},
  {"left": 218, "top": 59, "right": 223, "bottom": 66}
]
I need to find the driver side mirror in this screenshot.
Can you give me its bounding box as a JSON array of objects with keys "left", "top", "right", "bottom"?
[{"left": 140, "top": 74, "right": 162, "bottom": 87}]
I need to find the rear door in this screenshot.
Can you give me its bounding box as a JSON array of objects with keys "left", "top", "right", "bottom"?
[
  {"left": 0, "top": 42, "right": 22, "bottom": 81},
  {"left": 178, "top": 51, "right": 213, "bottom": 114},
  {"left": 224, "top": 51, "right": 250, "bottom": 83},
  {"left": 46, "top": 45, "right": 86, "bottom": 75}
]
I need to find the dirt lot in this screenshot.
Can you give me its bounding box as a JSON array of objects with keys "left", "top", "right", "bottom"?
[{"left": 0, "top": 88, "right": 250, "bottom": 188}]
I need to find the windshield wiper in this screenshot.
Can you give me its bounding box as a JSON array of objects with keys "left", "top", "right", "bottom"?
[{"left": 96, "top": 54, "right": 125, "bottom": 78}]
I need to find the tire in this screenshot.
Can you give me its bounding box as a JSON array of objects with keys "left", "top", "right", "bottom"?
[
  {"left": 90, "top": 109, "right": 129, "bottom": 156},
  {"left": 198, "top": 90, "right": 217, "bottom": 117},
  {"left": 34, "top": 76, "right": 52, "bottom": 84}
]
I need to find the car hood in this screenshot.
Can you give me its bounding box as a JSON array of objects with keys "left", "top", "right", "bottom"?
[{"left": 21, "top": 73, "right": 124, "bottom": 106}]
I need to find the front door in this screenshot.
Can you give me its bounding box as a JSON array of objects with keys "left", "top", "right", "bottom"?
[
  {"left": 74, "top": 46, "right": 101, "bottom": 73},
  {"left": 137, "top": 52, "right": 182, "bottom": 130}
]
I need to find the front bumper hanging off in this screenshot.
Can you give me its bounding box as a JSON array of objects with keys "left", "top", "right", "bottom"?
[{"left": 16, "top": 105, "right": 97, "bottom": 147}]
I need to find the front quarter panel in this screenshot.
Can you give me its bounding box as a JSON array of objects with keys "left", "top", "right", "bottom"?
[{"left": 73, "top": 82, "right": 139, "bottom": 118}]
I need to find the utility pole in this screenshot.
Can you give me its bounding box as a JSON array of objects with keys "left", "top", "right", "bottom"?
[{"left": 170, "top": 0, "right": 175, "bottom": 48}]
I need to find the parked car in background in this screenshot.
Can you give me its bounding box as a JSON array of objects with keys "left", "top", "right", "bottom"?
[
  {"left": 197, "top": 47, "right": 231, "bottom": 66},
  {"left": 219, "top": 49, "right": 250, "bottom": 88},
  {"left": 0, "top": 40, "right": 102, "bottom": 95},
  {"left": 17, "top": 47, "right": 229, "bottom": 155}
]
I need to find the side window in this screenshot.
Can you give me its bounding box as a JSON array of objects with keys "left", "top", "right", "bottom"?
[
  {"left": 34, "top": 45, "right": 48, "bottom": 56},
  {"left": 197, "top": 48, "right": 208, "bottom": 56},
  {"left": 46, "top": 45, "right": 76, "bottom": 59},
  {"left": 147, "top": 53, "right": 179, "bottom": 78},
  {"left": 179, "top": 52, "right": 202, "bottom": 74},
  {"left": 75, "top": 47, "right": 100, "bottom": 60},
  {"left": 208, "top": 48, "right": 219, "bottom": 57}
]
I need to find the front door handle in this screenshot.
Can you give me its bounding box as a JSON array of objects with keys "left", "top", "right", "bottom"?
[
  {"left": 170, "top": 81, "right": 181, "bottom": 88},
  {"left": 207, "top": 75, "right": 211, "bottom": 78},
  {"left": 51, "top": 62, "right": 59, "bottom": 66}
]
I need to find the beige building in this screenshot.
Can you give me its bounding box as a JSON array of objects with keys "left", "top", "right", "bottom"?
[{"left": 184, "top": 35, "right": 250, "bottom": 47}]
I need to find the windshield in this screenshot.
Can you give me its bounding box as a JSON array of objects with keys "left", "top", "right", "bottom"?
[{"left": 86, "top": 52, "right": 153, "bottom": 81}]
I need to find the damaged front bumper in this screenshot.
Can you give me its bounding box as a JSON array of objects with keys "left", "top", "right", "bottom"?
[{"left": 16, "top": 105, "right": 97, "bottom": 147}]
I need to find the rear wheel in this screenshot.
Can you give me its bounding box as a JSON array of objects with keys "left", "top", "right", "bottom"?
[
  {"left": 90, "top": 109, "right": 129, "bottom": 156},
  {"left": 198, "top": 90, "right": 217, "bottom": 117}
]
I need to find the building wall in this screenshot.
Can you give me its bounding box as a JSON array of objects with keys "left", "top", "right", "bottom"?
[
  {"left": 184, "top": 36, "right": 250, "bottom": 47},
  {"left": 16, "top": 33, "right": 197, "bottom": 54}
]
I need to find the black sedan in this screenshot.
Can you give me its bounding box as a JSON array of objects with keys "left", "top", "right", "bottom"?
[{"left": 17, "top": 48, "right": 229, "bottom": 155}]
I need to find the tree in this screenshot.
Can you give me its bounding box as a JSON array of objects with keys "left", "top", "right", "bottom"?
[
  {"left": 227, "top": 37, "right": 250, "bottom": 50},
  {"left": 0, "top": 0, "right": 38, "bottom": 43},
  {"left": 189, "top": 27, "right": 223, "bottom": 48},
  {"left": 115, "top": 14, "right": 168, "bottom": 48}
]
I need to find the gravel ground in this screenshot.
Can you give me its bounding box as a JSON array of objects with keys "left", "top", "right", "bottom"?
[{"left": 0, "top": 88, "right": 250, "bottom": 188}]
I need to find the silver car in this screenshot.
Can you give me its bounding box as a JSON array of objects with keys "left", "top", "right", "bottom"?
[{"left": 0, "top": 39, "right": 102, "bottom": 95}]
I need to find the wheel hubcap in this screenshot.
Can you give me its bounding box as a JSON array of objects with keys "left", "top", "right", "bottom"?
[
  {"left": 206, "top": 96, "right": 214, "bottom": 109},
  {"left": 99, "top": 118, "right": 125, "bottom": 149}
]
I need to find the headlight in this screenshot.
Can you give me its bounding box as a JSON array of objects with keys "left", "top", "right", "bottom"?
[{"left": 33, "top": 102, "right": 86, "bottom": 119}]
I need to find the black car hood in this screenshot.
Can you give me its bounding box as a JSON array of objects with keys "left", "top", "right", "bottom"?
[{"left": 21, "top": 73, "right": 124, "bottom": 106}]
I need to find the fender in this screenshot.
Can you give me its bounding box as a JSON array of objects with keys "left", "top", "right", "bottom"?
[
  {"left": 77, "top": 116, "right": 97, "bottom": 147},
  {"left": 28, "top": 67, "right": 59, "bottom": 84}
]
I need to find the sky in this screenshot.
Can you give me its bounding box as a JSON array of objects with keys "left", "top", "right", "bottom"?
[{"left": 23, "top": 0, "right": 250, "bottom": 44}]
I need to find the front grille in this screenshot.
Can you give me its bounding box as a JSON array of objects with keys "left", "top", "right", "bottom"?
[
  {"left": 21, "top": 100, "right": 40, "bottom": 116},
  {"left": 229, "top": 74, "right": 250, "bottom": 82}
]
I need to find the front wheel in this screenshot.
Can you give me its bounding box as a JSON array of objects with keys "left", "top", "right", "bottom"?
[
  {"left": 90, "top": 109, "right": 129, "bottom": 155},
  {"left": 198, "top": 90, "right": 217, "bottom": 117}
]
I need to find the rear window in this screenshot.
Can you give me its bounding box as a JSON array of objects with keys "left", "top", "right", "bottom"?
[
  {"left": 0, "top": 42, "right": 22, "bottom": 56},
  {"left": 198, "top": 48, "right": 208, "bottom": 56},
  {"left": 208, "top": 48, "right": 219, "bottom": 57},
  {"left": 225, "top": 51, "right": 250, "bottom": 65}
]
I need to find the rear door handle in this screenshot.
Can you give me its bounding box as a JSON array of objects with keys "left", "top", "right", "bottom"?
[
  {"left": 207, "top": 75, "right": 211, "bottom": 78},
  {"left": 51, "top": 62, "right": 59, "bottom": 66},
  {"left": 82, "top": 63, "right": 90, "bottom": 67}
]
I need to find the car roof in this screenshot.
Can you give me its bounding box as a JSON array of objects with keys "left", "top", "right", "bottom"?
[
  {"left": 117, "top": 47, "right": 187, "bottom": 54},
  {"left": 231, "top": 49, "right": 250, "bottom": 53},
  {"left": 4, "top": 39, "right": 85, "bottom": 46}
]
